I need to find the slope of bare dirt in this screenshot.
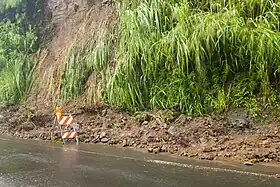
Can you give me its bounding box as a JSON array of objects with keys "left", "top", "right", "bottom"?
[{"left": 28, "top": 0, "right": 116, "bottom": 114}]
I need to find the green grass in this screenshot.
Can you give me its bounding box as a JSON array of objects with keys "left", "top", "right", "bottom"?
[
  {"left": 55, "top": 0, "right": 280, "bottom": 117},
  {"left": 0, "top": 20, "right": 37, "bottom": 105},
  {"left": 104, "top": 0, "right": 280, "bottom": 116},
  {"left": 59, "top": 28, "right": 114, "bottom": 104},
  {"left": 29, "top": 0, "right": 280, "bottom": 118}
]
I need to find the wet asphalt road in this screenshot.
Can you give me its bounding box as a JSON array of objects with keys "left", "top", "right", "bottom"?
[{"left": 0, "top": 137, "right": 279, "bottom": 187}]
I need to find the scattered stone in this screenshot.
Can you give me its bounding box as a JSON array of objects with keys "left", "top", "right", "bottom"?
[
  {"left": 84, "top": 139, "right": 90, "bottom": 143},
  {"left": 9, "top": 117, "right": 17, "bottom": 124},
  {"left": 232, "top": 148, "right": 237, "bottom": 152},
  {"left": 122, "top": 139, "right": 129, "bottom": 147},
  {"left": 180, "top": 151, "right": 188, "bottom": 157},
  {"left": 200, "top": 137, "right": 208, "bottom": 144},
  {"left": 275, "top": 174, "right": 280, "bottom": 178},
  {"left": 22, "top": 122, "right": 35, "bottom": 131},
  {"left": 99, "top": 132, "right": 106, "bottom": 139},
  {"left": 142, "top": 121, "right": 149, "bottom": 125},
  {"left": 206, "top": 153, "right": 215, "bottom": 160},
  {"left": 109, "top": 139, "right": 118, "bottom": 145},
  {"left": 224, "top": 153, "right": 231, "bottom": 157},
  {"left": 188, "top": 152, "right": 198, "bottom": 157},
  {"left": 261, "top": 140, "right": 271, "bottom": 148},
  {"left": 92, "top": 138, "right": 100, "bottom": 143},
  {"left": 101, "top": 138, "right": 109, "bottom": 143},
  {"left": 0, "top": 114, "right": 4, "bottom": 123},
  {"left": 153, "top": 147, "right": 160, "bottom": 154},
  {"left": 259, "top": 136, "right": 267, "bottom": 140},
  {"left": 168, "top": 125, "right": 180, "bottom": 137},
  {"left": 243, "top": 161, "right": 253, "bottom": 166},
  {"left": 203, "top": 146, "right": 212, "bottom": 152},
  {"left": 101, "top": 109, "right": 107, "bottom": 116},
  {"left": 161, "top": 145, "right": 167, "bottom": 152},
  {"left": 148, "top": 148, "right": 153, "bottom": 153}
]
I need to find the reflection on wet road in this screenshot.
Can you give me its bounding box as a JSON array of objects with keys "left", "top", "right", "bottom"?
[{"left": 0, "top": 137, "right": 279, "bottom": 187}]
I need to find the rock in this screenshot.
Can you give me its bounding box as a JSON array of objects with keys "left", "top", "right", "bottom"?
[
  {"left": 79, "top": 134, "right": 86, "bottom": 142},
  {"left": 29, "top": 134, "right": 34, "bottom": 139},
  {"left": 122, "top": 139, "right": 129, "bottom": 147},
  {"left": 102, "top": 123, "right": 112, "bottom": 129},
  {"left": 21, "top": 122, "right": 35, "bottom": 131},
  {"left": 9, "top": 117, "right": 17, "bottom": 124},
  {"left": 109, "top": 139, "right": 118, "bottom": 144},
  {"left": 142, "top": 121, "right": 149, "bottom": 125},
  {"left": 180, "top": 151, "right": 188, "bottom": 157},
  {"left": 275, "top": 174, "right": 280, "bottom": 178},
  {"left": 162, "top": 123, "right": 168, "bottom": 129},
  {"left": 148, "top": 148, "right": 153, "bottom": 153},
  {"left": 153, "top": 147, "right": 161, "bottom": 154},
  {"left": 199, "top": 153, "right": 215, "bottom": 160},
  {"left": 243, "top": 161, "right": 253, "bottom": 166},
  {"left": 168, "top": 125, "right": 180, "bottom": 137},
  {"left": 101, "top": 138, "right": 109, "bottom": 143},
  {"left": 175, "top": 114, "right": 187, "bottom": 124},
  {"left": 200, "top": 137, "right": 208, "bottom": 144},
  {"left": 0, "top": 114, "right": 4, "bottom": 123},
  {"left": 87, "top": 126, "right": 92, "bottom": 131},
  {"left": 202, "top": 146, "right": 212, "bottom": 152},
  {"left": 206, "top": 153, "right": 215, "bottom": 160},
  {"left": 259, "top": 136, "right": 267, "bottom": 140},
  {"left": 224, "top": 153, "right": 231, "bottom": 157},
  {"left": 84, "top": 139, "right": 90, "bottom": 143},
  {"left": 92, "top": 138, "right": 100, "bottom": 143},
  {"left": 101, "top": 109, "right": 107, "bottom": 116},
  {"left": 161, "top": 145, "right": 167, "bottom": 152},
  {"left": 261, "top": 140, "right": 271, "bottom": 148},
  {"left": 99, "top": 132, "right": 107, "bottom": 139}
]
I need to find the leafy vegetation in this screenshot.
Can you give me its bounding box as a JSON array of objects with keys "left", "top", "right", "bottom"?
[
  {"left": 1, "top": 0, "right": 280, "bottom": 118},
  {"left": 103, "top": 0, "right": 280, "bottom": 116},
  {"left": 60, "top": 28, "right": 114, "bottom": 104},
  {"left": 0, "top": 0, "right": 43, "bottom": 104}
]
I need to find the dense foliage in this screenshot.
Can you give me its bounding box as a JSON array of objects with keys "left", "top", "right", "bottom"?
[
  {"left": 60, "top": 0, "right": 280, "bottom": 116},
  {"left": 0, "top": 0, "right": 43, "bottom": 104},
  {"left": 103, "top": 0, "right": 280, "bottom": 116},
  {"left": 2, "top": 0, "right": 280, "bottom": 117}
]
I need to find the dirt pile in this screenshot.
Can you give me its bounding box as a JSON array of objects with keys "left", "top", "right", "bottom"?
[{"left": 0, "top": 105, "right": 279, "bottom": 165}]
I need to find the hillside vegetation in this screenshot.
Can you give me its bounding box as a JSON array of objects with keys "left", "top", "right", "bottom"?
[
  {"left": 0, "top": 0, "right": 43, "bottom": 104},
  {"left": 63, "top": 0, "right": 280, "bottom": 117},
  {"left": 1, "top": 0, "right": 280, "bottom": 118}
]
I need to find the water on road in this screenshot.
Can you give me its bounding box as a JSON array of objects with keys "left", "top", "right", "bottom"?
[{"left": 0, "top": 136, "right": 279, "bottom": 187}]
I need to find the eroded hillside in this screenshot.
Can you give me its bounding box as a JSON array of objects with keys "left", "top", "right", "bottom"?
[{"left": 30, "top": 0, "right": 116, "bottom": 114}]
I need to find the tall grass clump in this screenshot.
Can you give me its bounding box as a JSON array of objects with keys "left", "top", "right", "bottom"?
[
  {"left": 0, "top": 0, "right": 44, "bottom": 105},
  {"left": 60, "top": 29, "right": 114, "bottom": 103},
  {"left": 106, "top": 0, "right": 280, "bottom": 116},
  {"left": 0, "top": 20, "right": 37, "bottom": 104}
]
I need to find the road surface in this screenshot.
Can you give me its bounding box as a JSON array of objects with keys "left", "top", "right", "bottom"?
[{"left": 0, "top": 136, "right": 279, "bottom": 187}]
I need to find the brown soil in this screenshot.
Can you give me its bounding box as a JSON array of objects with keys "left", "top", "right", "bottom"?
[{"left": 0, "top": 105, "right": 279, "bottom": 166}]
